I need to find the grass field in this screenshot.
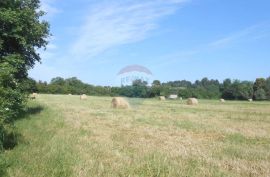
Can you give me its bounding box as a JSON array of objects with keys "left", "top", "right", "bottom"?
[{"left": 2, "top": 94, "right": 270, "bottom": 177}]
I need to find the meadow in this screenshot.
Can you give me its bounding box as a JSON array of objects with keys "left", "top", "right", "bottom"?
[{"left": 2, "top": 94, "right": 270, "bottom": 177}]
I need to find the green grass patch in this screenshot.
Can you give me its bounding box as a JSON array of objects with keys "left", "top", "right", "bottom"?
[{"left": 224, "top": 133, "right": 270, "bottom": 146}]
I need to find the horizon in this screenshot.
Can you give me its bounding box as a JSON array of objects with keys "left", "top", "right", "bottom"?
[{"left": 30, "top": 0, "right": 270, "bottom": 86}]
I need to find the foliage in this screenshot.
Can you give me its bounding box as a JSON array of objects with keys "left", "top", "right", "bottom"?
[
  {"left": 221, "top": 80, "right": 254, "bottom": 100},
  {"left": 265, "top": 77, "right": 270, "bottom": 99},
  {"left": 0, "top": 0, "right": 49, "bottom": 150},
  {"left": 253, "top": 78, "right": 266, "bottom": 92},
  {"left": 254, "top": 88, "right": 266, "bottom": 100},
  {"left": 152, "top": 80, "right": 161, "bottom": 86},
  {"left": 34, "top": 76, "right": 270, "bottom": 101}
]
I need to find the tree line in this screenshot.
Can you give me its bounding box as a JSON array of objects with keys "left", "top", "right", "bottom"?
[{"left": 30, "top": 76, "right": 270, "bottom": 101}]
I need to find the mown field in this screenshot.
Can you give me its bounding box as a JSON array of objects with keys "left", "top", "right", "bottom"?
[{"left": 2, "top": 94, "right": 270, "bottom": 177}]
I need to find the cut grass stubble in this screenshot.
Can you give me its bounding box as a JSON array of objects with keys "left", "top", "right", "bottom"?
[{"left": 3, "top": 95, "right": 270, "bottom": 177}]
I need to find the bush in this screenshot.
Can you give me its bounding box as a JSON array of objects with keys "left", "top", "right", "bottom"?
[{"left": 0, "top": 70, "right": 26, "bottom": 150}]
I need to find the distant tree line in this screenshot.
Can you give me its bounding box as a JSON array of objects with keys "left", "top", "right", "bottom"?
[{"left": 29, "top": 76, "right": 270, "bottom": 101}]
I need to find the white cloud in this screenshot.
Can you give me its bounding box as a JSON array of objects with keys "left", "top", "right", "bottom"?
[
  {"left": 71, "top": 0, "right": 189, "bottom": 59},
  {"left": 209, "top": 23, "right": 270, "bottom": 48},
  {"left": 151, "top": 23, "right": 270, "bottom": 68},
  {"left": 40, "top": 0, "right": 61, "bottom": 18}
]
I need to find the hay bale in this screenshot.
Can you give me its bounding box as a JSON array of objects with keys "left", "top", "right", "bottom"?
[
  {"left": 220, "top": 99, "right": 225, "bottom": 102},
  {"left": 187, "top": 98, "right": 198, "bottom": 105},
  {"left": 159, "top": 96, "right": 166, "bottom": 101},
  {"left": 111, "top": 97, "right": 130, "bottom": 109},
  {"left": 29, "top": 94, "right": 36, "bottom": 99},
  {"left": 248, "top": 99, "right": 253, "bottom": 102},
  {"left": 30, "top": 93, "right": 37, "bottom": 99},
  {"left": 68, "top": 93, "right": 72, "bottom": 96},
  {"left": 80, "top": 94, "right": 87, "bottom": 100}
]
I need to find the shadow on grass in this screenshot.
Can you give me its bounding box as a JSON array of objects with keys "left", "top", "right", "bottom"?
[
  {"left": 16, "top": 105, "right": 44, "bottom": 121},
  {"left": 3, "top": 105, "right": 44, "bottom": 150},
  {"left": 0, "top": 105, "right": 45, "bottom": 177}
]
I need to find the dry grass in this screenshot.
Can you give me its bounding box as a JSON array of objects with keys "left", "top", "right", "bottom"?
[{"left": 3, "top": 94, "right": 270, "bottom": 177}]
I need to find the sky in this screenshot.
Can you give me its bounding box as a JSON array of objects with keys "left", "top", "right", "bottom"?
[{"left": 30, "top": 0, "right": 270, "bottom": 86}]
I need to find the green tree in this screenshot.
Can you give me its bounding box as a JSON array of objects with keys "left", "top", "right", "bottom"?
[
  {"left": 152, "top": 80, "right": 161, "bottom": 87},
  {"left": 51, "top": 77, "right": 65, "bottom": 86},
  {"left": 21, "top": 77, "right": 38, "bottom": 93},
  {"left": 178, "top": 88, "right": 192, "bottom": 98},
  {"left": 253, "top": 78, "right": 267, "bottom": 100},
  {"left": 253, "top": 78, "right": 266, "bottom": 92},
  {"left": 0, "top": 0, "right": 49, "bottom": 149},
  {"left": 131, "top": 80, "right": 149, "bottom": 98},
  {"left": 254, "top": 88, "right": 266, "bottom": 100},
  {"left": 150, "top": 80, "right": 161, "bottom": 97},
  {"left": 265, "top": 77, "right": 270, "bottom": 100},
  {"left": 132, "top": 79, "right": 148, "bottom": 87},
  {"left": 221, "top": 80, "right": 253, "bottom": 100},
  {"left": 236, "top": 81, "right": 253, "bottom": 100}
]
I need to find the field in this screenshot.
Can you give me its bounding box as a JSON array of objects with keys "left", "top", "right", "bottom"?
[{"left": 2, "top": 94, "right": 270, "bottom": 177}]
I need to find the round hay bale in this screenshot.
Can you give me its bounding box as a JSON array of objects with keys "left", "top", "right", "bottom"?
[
  {"left": 220, "top": 99, "right": 225, "bottom": 102},
  {"left": 29, "top": 94, "right": 36, "bottom": 99},
  {"left": 248, "top": 99, "right": 253, "bottom": 102},
  {"left": 187, "top": 98, "right": 198, "bottom": 105},
  {"left": 111, "top": 97, "right": 130, "bottom": 109},
  {"left": 68, "top": 93, "right": 72, "bottom": 96},
  {"left": 80, "top": 94, "right": 87, "bottom": 100},
  {"left": 159, "top": 96, "right": 166, "bottom": 101},
  {"left": 30, "top": 93, "right": 37, "bottom": 99}
]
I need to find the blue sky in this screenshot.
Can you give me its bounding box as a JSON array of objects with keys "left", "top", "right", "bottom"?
[{"left": 30, "top": 0, "right": 270, "bottom": 86}]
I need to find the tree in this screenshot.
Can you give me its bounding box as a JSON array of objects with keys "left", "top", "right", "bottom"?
[
  {"left": 254, "top": 88, "right": 266, "bottom": 100},
  {"left": 253, "top": 78, "right": 266, "bottom": 92},
  {"left": 223, "top": 79, "right": 232, "bottom": 88},
  {"left": 253, "top": 78, "right": 267, "bottom": 100},
  {"left": 132, "top": 79, "right": 148, "bottom": 87},
  {"left": 265, "top": 77, "right": 270, "bottom": 99},
  {"left": 51, "top": 77, "right": 65, "bottom": 86},
  {"left": 235, "top": 81, "right": 253, "bottom": 100},
  {"left": 0, "top": 0, "right": 49, "bottom": 149},
  {"left": 131, "top": 80, "right": 149, "bottom": 98},
  {"left": 178, "top": 88, "right": 192, "bottom": 98},
  {"left": 21, "top": 77, "right": 38, "bottom": 93},
  {"left": 150, "top": 80, "right": 161, "bottom": 97},
  {"left": 221, "top": 79, "right": 253, "bottom": 100},
  {"left": 152, "top": 80, "right": 161, "bottom": 87}
]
